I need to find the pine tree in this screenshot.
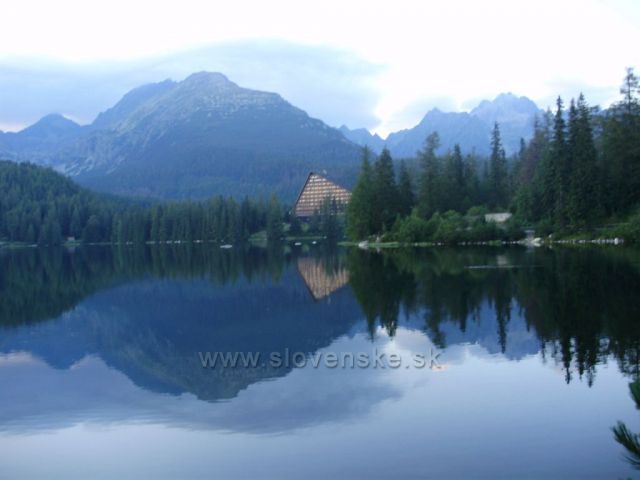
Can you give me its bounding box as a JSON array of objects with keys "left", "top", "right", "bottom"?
[
  {"left": 372, "top": 148, "right": 399, "bottom": 232},
  {"left": 418, "top": 132, "right": 442, "bottom": 219},
  {"left": 346, "top": 147, "right": 375, "bottom": 240},
  {"left": 320, "top": 197, "right": 340, "bottom": 241},
  {"left": 565, "top": 94, "right": 600, "bottom": 228},
  {"left": 82, "top": 215, "right": 102, "bottom": 243},
  {"left": 444, "top": 144, "right": 465, "bottom": 212},
  {"left": 514, "top": 113, "right": 551, "bottom": 221},
  {"left": 551, "top": 97, "right": 570, "bottom": 228},
  {"left": 397, "top": 160, "right": 415, "bottom": 216},
  {"left": 602, "top": 68, "right": 640, "bottom": 213},
  {"left": 266, "top": 194, "right": 283, "bottom": 243},
  {"left": 570, "top": 94, "right": 603, "bottom": 227},
  {"left": 462, "top": 153, "right": 480, "bottom": 211},
  {"left": 488, "top": 122, "right": 508, "bottom": 209},
  {"left": 69, "top": 207, "right": 82, "bottom": 239}
]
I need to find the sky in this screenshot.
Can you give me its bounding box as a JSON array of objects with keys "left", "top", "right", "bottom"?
[{"left": 1, "top": 0, "right": 639, "bottom": 136}]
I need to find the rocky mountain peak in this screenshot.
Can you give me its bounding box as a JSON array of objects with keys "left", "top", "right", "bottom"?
[
  {"left": 17, "top": 114, "right": 81, "bottom": 140},
  {"left": 471, "top": 93, "right": 540, "bottom": 125},
  {"left": 182, "top": 71, "right": 236, "bottom": 89}
]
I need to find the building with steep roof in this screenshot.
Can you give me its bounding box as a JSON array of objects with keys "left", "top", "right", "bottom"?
[{"left": 292, "top": 172, "right": 351, "bottom": 218}]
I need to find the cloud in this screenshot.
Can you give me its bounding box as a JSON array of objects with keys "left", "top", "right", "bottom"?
[
  {"left": 0, "top": 40, "right": 384, "bottom": 131},
  {"left": 0, "top": 333, "right": 407, "bottom": 434},
  {"left": 1, "top": 0, "right": 639, "bottom": 135}
]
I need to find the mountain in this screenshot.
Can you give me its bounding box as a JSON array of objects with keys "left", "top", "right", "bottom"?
[
  {"left": 470, "top": 92, "right": 540, "bottom": 126},
  {"left": 469, "top": 92, "right": 541, "bottom": 153},
  {"left": 385, "top": 109, "right": 490, "bottom": 158},
  {"left": 90, "top": 79, "right": 176, "bottom": 130},
  {"left": 339, "top": 125, "right": 385, "bottom": 152},
  {"left": 0, "top": 114, "right": 83, "bottom": 164},
  {"left": 345, "top": 93, "right": 542, "bottom": 158},
  {"left": 3, "top": 82, "right": 542, "bottom": 199},
  {"left": 3, "top": 73, "right": 361, "bottom": 201}
]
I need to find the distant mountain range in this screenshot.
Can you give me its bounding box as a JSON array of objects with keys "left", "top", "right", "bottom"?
[
  {"left": 0, "top": 72, "right": 361, "bottom": 201},
  {"left": 341, "top": 93, "right": 542, "bottom": 157},
  {"left": 0, "top": 73, "right": 542, "bottom": 200}
]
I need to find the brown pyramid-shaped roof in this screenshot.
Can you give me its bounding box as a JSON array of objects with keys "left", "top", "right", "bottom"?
[{"left": 293, "top": 172, "right": 351, "bottom": 218}]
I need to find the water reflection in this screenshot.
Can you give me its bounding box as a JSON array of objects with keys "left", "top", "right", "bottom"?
[
  {"left": 347, "top": 247, "right": 640, "bottom": 385},
  {"left": 1, "top": 246, "right": 362, "bottom": 400},
  {"left": 297, "top": 255, "right": 349, "bottom": 300},
  {"left": 1, "top": 245, "right": 640, "bottom": 477},
  {"left": 2, "top": 246, "right": 640, "bottom": 389}
]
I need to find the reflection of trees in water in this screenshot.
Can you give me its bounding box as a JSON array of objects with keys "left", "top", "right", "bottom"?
[
  {"left": 347, "top": 249, "right": 416, "bottom": 338},
  {"left": 347, "top": 247, "right": 640, "bottom": 385},
  {"left": 348, "top": 249, "right": 516, "bottom": 348},
  {"left": 0, "top": 244, "right": 296, "bottom": 328},
  {"left": 3, "top": 244, "right": 640, "bottom": 388}
]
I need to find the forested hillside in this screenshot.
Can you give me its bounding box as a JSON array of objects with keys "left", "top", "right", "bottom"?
[{"left": 0, "top": 160, "right": 274, "bottom": 245}]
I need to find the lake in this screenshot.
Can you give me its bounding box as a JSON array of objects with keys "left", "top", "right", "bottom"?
[{"left": 1, "top": 244, "right": 639, "bottom": 479}]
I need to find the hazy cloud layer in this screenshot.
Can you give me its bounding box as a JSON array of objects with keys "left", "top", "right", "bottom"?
[
  {"left": 1, "top": 1, "right": 638, "bottom": 136},
  {"left": 0, "top": 41, "right": 383, "bottom": 132},
  {"left": 0, "top": 39, "right": 632, "bottom": 136}
]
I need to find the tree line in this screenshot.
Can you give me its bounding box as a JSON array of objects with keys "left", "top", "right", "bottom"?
[
  {"left": 346, "top": 125, "right": 519, "bottom": 243},
  {"left": 0, "top": 160, "right": 280, "bottom": 245},
  {"left": 514, "top": 69, "right": 640, "bottom": 233},
  {"left": 346, "top": 68, "right": 640, "bottom": 242}
]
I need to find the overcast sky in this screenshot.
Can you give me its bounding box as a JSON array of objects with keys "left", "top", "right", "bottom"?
[{"left": 1, "top": 0, "right": 639, "bottom": 136}]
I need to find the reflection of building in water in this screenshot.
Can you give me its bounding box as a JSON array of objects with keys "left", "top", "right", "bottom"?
[
  {"left": 293, "top": 172, "right": 351, "bottom": 218},
  {"left": 297, "top": 257, "right": 350, "bottom": 300}
]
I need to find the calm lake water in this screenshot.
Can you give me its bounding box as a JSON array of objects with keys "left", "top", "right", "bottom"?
[{"left": 1, "top": 244, "right": 640, "bottom": 479}]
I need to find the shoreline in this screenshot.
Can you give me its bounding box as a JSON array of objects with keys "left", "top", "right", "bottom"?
[
  {"left": 0, "top": 235, "right": 630, "bottom": 251},
  {"left": 339, "top": 236, "right": 627, "bottom": 249}
]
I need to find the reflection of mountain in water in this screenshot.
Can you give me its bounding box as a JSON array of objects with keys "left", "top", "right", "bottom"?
[
  {"left": 0, "top": 264, "right": 363, "bottom": 401},
  {"left": 2, "top": 244, "right": 640, "bottom": 412},
  {"left": 1, "top": 244, "right": 640, "bottom": 445},
  {"left": 401, "top": 300, "right": 540, "bottom": 361}
]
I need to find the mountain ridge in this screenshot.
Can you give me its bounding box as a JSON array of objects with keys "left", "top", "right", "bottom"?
[
  {"left": 2, "top": 76, "right": 544, "bottom": 200},
  {"left": 1, "top": 72, "right": 362, "bottom": 200},
  {"left": 341, "top": 92, "right": 542, "bottom": 157}
]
